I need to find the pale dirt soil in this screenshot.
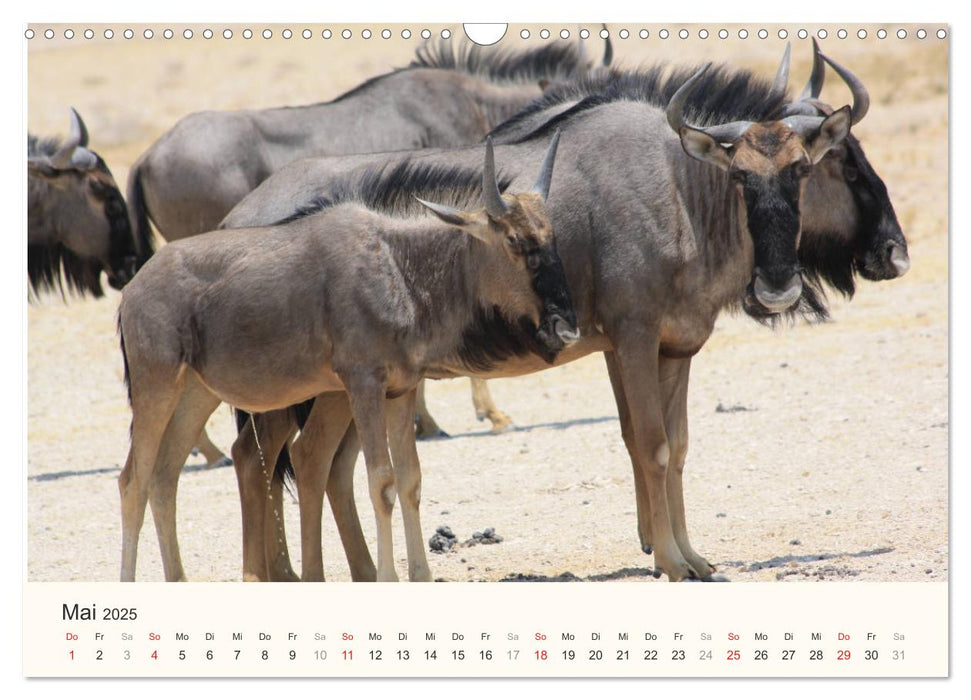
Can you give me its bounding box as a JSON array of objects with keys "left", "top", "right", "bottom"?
[{"left": 26, "top": 24, "right": 948, "bottom": 583}]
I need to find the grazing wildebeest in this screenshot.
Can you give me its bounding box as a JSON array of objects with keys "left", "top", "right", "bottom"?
[
  {"left": 117, "top": 136, "right": 577, "bottom": 582},
  {"left": 230, "top": 48, "right": 900, "bottom": 582},
  {"left": 27, "top": 108, "right": 148, "bottom": 299},
  {"left": 129, "top": 41, "right": 604, "bottom": 461}
]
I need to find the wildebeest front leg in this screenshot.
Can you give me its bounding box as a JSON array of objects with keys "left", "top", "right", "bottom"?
[
  {"left": 386, "top": 390, "right": 433, "bottom": 582},
  {"left": 344, "top": 375, "right": 399, "bottom": 581},
  {"left": 659, "top": 357, "right": 715, "bottom": 580},
  {"left": 603, "top": 351, "right": 654, "bottom": 556},
  {"left": 290, "top": 393, "right": 353, "bottom": 581},
  {"left": 470, "top": 378, "right": 514, "bottom": 433},
  {"left": 611, "top": 327, "right": 699, "bottom": 581}
]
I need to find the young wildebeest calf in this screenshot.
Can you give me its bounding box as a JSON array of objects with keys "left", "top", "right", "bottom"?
[
  {"left": 116, "top": 135, "right": 577, "bottom": 582},
  {"left": 27, "top": 108, "right": 147, "bottom": 299}
]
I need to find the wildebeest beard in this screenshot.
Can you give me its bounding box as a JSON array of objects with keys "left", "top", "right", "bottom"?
[
  {"left": 457, "top": 306, "right": 561, "bottom": 372},
  {"left": 737, "top": 173, "right": 830, "bottom": 325}
]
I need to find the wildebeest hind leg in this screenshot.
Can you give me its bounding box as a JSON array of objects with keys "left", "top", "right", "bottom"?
[
  {"left": 326, "top": 424, "right": 377, "bottom": 581},
  {"left": 194, "top": 427, "right": 229, "bottom": 468},
  {"left": 119, "top": 376, "right": 184, "bottom": 582},
  {"left": 659, "top": 357, "right": 715, "bottom": 580},
  {"left": 414, "top": 380, "right": 447, "bottom": 439},
  {"left": 264, "top": 468, "right": 299, "bottom": 581},
  {"left": 387, "top": 389, "right": 432, "bottom": 582},
  {"left": 290, "top": 393, "right": 353, "bottom": 581},
  {"left": 148, "top": 372, "right": 221, "bottom": 581},
  {"left": 232, "top": 411, "right": 297, "bottom": 581},
  {"left": 604, "top": 351, "right": 655, "bottom": 556},
  {"left": 470, "top": 378, "right": 514, "bottom": 433}
]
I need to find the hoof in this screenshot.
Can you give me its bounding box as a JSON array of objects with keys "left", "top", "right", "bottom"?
[
  {"left": 703, "top": 574, "right": 730, "bottom": 582},
  {"left": 417, "top": 429, "right": 450, "bottom": 441},
  {"left": 490, "top": 421, "right": 516, "bottom": 435},
  {"left": 207, "top": 455, "right": 233, "bottom": 469},
  {"left": 641, "top": 544, "right": 654, "bottom": 556}
]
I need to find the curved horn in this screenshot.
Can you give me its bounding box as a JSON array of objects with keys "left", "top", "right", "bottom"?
[
  {"left": 482, "top": 136, "right": 509, "bottom": 218},
  {"left": 666, "top": 64, "right": 711, "bottom": 132},
  {"left": 71, "top": 107, "right": 90, "bottom": 148},
  {"left": 771, "top": 43, "right": 791, "bottom": 97},
  {"left": 799, "top": 38, "right": 826, "bottom": 100},
  {"left": 666, "top": 65, "right": 754, "bottom": 144},
  {"left": 532, "top": 130, "right": 561, "bottom": 201},
  {"left": 602, "top": 24, "right": 613, "bottom": 67},
  {"left": 48, "top": 108, "right": 85, "bottom": 169},
  {"left": 818, "top": 51, "right": 870, "bottom": 124}
]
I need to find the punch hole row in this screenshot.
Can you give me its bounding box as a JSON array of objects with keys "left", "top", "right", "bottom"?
[{"left": 24, "top": 26, "right": 948, "bottom": 41}]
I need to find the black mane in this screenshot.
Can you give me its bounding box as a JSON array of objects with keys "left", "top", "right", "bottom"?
[
  {"left": 330, "top": 40, "right": 585, "bottom": 105},
  {"left": 411, "top": 40, "right": 585, "bottom": 84},
  {"left": 275, "top": 159, "right": 513, "bottom": 225},
  {"left": 495, "top": 62, "right": 791, "bottom": 145}
]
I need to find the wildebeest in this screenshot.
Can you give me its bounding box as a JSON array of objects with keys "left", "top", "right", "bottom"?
[
  {"left": 228, "top": 48, "right": 902, "bottom": 582},
  {"left": 116, "top": 136, "right": 577, "bottom": 582},
  {"left": 27, "top": 108, "right": 149, "bottom": 299},
  {"left": 129, "top": 40, "right": 605, "bottom": 460}
]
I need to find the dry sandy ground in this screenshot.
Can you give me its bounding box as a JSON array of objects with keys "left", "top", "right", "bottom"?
[{"left": 26, "top": 24, "right": 948, "bottom": 583}]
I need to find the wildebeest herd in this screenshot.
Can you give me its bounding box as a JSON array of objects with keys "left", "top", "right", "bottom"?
[{"left": 28, "top": 35, "right": 915, "bottom": 583}]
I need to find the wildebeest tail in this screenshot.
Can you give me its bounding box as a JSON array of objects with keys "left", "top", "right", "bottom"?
[
  {"left": 126, "top": 161, "right": 157, "bottom": 267},
  {"left": 117, "top": 312, "right": 132, "bottom": 407},
  {"left": 117, "top": 312, "right": 133, "bottom": 439}
]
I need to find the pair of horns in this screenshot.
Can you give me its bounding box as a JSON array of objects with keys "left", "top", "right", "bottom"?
[
  {"left": 482, "top": 131, "right": 560, "bottom": 217},
  {"left": 29, "top": 108, "right": 98, "bottom": 172},
  {"left": 418, "top": 132, "right": 561, "bottom": 222},
  {"left": 667, "top": 42, "right": 870, "bottom": 143},
  {"left": 775, "top": 38, "right": 870, "bottom": 124}
]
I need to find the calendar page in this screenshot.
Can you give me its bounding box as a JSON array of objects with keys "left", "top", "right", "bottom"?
[{"left": 23, "top": 16, "right": 949, "bottom": 681}]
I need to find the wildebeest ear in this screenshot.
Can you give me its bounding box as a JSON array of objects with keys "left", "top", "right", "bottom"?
[
  {"left": 678, "top": 126, "right": 733, "bottom": 171},
  {"left": 414, "top": 197, "right": 492, "bottom": 242},
  {"left": 807, "top": 105, "right": 852, "bottom": 164}
]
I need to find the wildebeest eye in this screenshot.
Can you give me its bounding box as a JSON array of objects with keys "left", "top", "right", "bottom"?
[
  {"left": 526, "top": 252, "right": 541, "bottom": 270},
  {"left": 88, "top": 179, "right": 109, "bottom": 196},
  {"left": 843, "top": 165, "right": 859, "bottom": 182}
]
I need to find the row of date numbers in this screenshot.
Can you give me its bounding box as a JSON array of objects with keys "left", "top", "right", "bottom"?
[{"left": 68, "top": 648, "right": 906, "bottom": 662}]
